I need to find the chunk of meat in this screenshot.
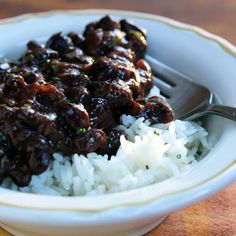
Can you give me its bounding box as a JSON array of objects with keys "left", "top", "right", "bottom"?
[
  {"left": 84, "top": 15, "right": 120, "bottom": 37},
  {"left": 120, "top": 19, "right": 147, "bottom": 60},
  {"left": 89, "top": 56, "right": 136, "bottom": 82},
  {"left": 46, "top": 33, "right": 73, "bottom": 54},
  {"left": 66, "top": 85, "right": 91, "bottom": 105},
  {"left": 135, "top": 59, "right": 152, "bottom": 97},
  {"left": 7, "top": 155, "right": 32, "bottom": 187},
  {"left": 98, "top": 129, "right": 125, "bottom": 156},
  {"left": 61, "top": 47, "right": 94, "bottom": 68},
  {"left": 94, "top": 81, "right": 133, "bottom": 107},
  {"left": 21, "top": 41, "right": 59, "bottom": 66},
  {"left": 57, "top": 101, "right": 90, "bottom": 129},
  {"left": 73, "top": 128, "right": 107, "bottom": 153},
  {"left": 139, "top": 96, "right": 174, "bottom": 123},
  {"left": 84, "top": 29, "right": 125, "bottom": 57},
  {"left": 25, "top": 135, "right": 51, "bottom": 175},
  {"left": 68, "top": 32, "right": 85, "bottom": 48},
  {"left": 88, "top": 98, "right": 115, "bottom": 129},
  {"left": 108, "top": 46, "right": 135, "bottom": 62}
]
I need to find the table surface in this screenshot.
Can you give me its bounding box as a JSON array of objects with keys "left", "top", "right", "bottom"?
[
  {"left": 0, "top": 0, "right": 236, "bottom": 235},
  {"left": 0, "top": 0, "right": 236, "bottom": 45}
]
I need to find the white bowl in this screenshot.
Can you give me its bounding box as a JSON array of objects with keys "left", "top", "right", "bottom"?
[{"left": 0, "top": 9, "right": 236, "bottom": 236}]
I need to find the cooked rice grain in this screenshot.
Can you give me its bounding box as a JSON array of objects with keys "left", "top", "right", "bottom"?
[{"left": 3, "top": 115, "right": 210, "bottom": 196}]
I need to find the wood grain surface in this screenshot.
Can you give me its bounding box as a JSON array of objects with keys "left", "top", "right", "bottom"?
[
  {"left": 0, "top": 0, "right": 236, "bottom": 45},
  {"left": 0, "top": 1, "right": 235, "bottom": 236}
]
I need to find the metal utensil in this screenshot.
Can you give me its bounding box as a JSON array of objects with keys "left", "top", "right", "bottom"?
[{"left": 146, "top": 55, "right": 236, "bottom": 121}]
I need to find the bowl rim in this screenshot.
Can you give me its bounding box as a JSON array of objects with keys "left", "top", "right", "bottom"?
[{"left": 0, "top": 8, "right": 235, "bottom": 213}]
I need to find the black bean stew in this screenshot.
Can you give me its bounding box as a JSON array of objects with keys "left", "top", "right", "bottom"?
[{"left": 0, "top": 16, "right": 174, "bottom": 187}]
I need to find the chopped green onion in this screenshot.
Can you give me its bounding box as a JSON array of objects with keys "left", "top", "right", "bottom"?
[
  {"left": 52, "top": 77, "right": 61, "bottom": 82},
  {"left": 195, "top": 145, "right": 204, "bottom": 161},
  {"left": 154, "top": 131, "right": 159, "bottom": 136},
  {"left": 56, "top": 140, "right": 63, "bottom": 149},
  {"left": 106, "top": 137, "right": 113, "bottom": 147},
  {"left": 52, "top": 64, "right": 61, "bottom": 74},
  {"left": 76, "top": 128, "right": 86, "bottom": 136},
  {"left": 109, "top": 36, "right": 119, "bottom": 48},
  {"left": 145, "top": 165, "right": 149, "bottom": 170},
  {"left": 132, "top": 31, "right": 144, "bottom": 41},
  {"left": 139, "top": 100, "right": 146, "bottom": 105},
  {"left": 23, "top": 71, "right": 31, "bottom": 78},
  {"left": 65, "top": 99, "right": 76, "bottom": 105},
  {"left": 22, "top": 104, "right": 31, "bottom": 109},
  {"left": 24, "top": 54, "right": 34, "bottom": 63},
  {"left": 32, "top": 51, "right": 48, "bottom": 62}
]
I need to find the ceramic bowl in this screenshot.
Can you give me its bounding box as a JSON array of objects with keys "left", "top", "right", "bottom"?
[{"left": 0, "top": 9, "right": 235, "bottom": 236}]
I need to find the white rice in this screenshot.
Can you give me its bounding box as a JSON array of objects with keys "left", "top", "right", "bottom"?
[{"left": 1, "top": 87, "right": 211, "bottom": 196}]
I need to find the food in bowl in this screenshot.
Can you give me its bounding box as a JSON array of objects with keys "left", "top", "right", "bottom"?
[{"left": 0, "top": 15, "right": 210, "bottom": 196}]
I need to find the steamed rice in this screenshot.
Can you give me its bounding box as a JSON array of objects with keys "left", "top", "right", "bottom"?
[
  {"left": 1, "top": 86, "right": 210, "bottom": 196},
  {"left": 2, "top": 116, "right": 210, "bottom": 196}
]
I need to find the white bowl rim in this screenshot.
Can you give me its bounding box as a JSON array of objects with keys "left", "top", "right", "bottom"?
[{"left": 0, "top": 9, "right": 235, "bottom": 213}]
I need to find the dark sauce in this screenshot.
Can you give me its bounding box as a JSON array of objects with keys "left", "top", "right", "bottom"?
[{"left": 0, "top": 16, "right": 174, "bottom": 187}]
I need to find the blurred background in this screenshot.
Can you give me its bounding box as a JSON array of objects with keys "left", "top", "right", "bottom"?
[{"left": 0, "top": 0, "right": 236, "bottom": 44}]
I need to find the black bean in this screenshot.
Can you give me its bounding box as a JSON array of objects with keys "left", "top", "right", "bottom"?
[
  {"left": 7, "top": 155, "right": 32, "bottom": 187},
  {"left": 27, "top": 147, "right": 50, "bottom": 175},
  {"left": 139, "top": 96, "right": 174, "bottom": 123},
  {"left": 46, "top": 32, "right": 73, "bottom": 54},
  {"left": 98, "top": 129, "right": 125, "bottom": 156},
  {"left": 57, "top": 101, "right": 90, "bottom": 129},
  {"left": 89, "top": 98, "right": 115, "bottom": 129},
  {"left": 73, "top": 128, "right": 106, "bottom": 153}
]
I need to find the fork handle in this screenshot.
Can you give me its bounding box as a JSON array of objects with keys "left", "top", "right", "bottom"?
[
  {"left": 205, "top": 104, "right": 236, "bottom": 121},
  {"left": 188, "top": 104, "right": 236, "bottom": 121}
]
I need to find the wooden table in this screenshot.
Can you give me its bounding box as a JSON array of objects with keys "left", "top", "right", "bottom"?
[
  {"left": 0, "top": 0, "right": 236, "bottom": 44},
  {"left": 0, "top": 0, "right": 236, "bottom": 235}
]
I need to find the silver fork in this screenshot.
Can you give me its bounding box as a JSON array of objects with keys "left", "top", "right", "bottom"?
[{"left": 146, "top": 55, "right": 236, "bottom": 121}]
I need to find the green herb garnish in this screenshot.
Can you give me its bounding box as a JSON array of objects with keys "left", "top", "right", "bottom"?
[
  {"left": 56, "top": 140, "right": 63, "bottom": 150},
  {"left": 52, "top": 64, "right": 61, "bottom": 74},
  {"left": 109, "top": 36, "right": 119, "bottom": 48},
  {"left": 24, "top": 53, "right": 34, "bottom": 63},
  {"left": 195, "top": 144, "right": 205, "bottom": 161},
  {"left": 145, "top": 165, "right": 149, "bottom": 170},
  {"left": 132, "top": 31, "right": 144, "bottom": 41},
  {"left": 52, "top": 77, "right": 61, "bottom": 82},
  {"left": 23, "top": 71, "right": 31, "bottom": 78},
  {"left": 154, "top": 131, "right": 159, "bottom": 136},
  {"left": 76, "top": 128, "right": 86, "bottom": 136},
  {"left": 106, "top": 137, "right": 113, "bottom": 148},
  {"left": 65, "top": 99, "right": 76, "bottom": 105},
  {"left": 176, "top": 154, "right": 182, "bottom": 159},
  {"left": 139, "top": 100, "right": 146, "bottom": 105},
  {"left": 22, "top": 104, "right": 31, "bottom": 109}
]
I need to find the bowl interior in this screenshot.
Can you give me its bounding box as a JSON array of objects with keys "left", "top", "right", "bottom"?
[
  {"left": 0, "top": 10, "right": 235, "bottom": 211},
  {"left": 0, "top": 12, "right": 225, "bottom": 146}
]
